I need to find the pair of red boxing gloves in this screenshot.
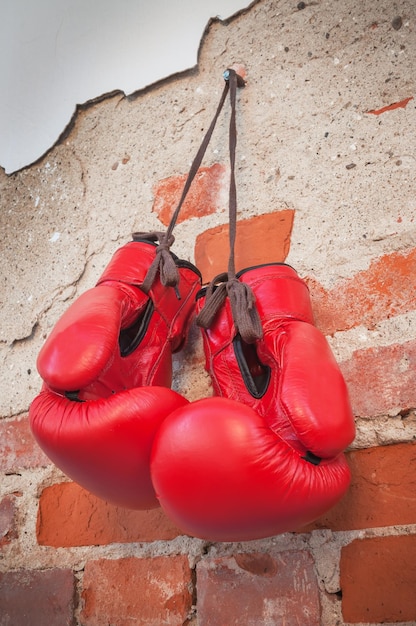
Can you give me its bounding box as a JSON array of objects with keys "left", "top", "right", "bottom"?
[{"left": 30, "top": 234, "right": 356, "bottom": 542}]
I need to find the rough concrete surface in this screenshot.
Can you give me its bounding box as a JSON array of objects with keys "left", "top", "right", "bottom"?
[
  {"left": 1, "top": 1, "right": 416, "bottom": 624},
  {"left": 1, "top": 0, "right": 416, "bottom": 417}
]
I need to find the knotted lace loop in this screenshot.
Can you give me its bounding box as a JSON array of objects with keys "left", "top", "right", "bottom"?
[
  {"left": 227, "top": 279, "right": 263, "bottom": 344},
  {"left": 132, "top": 231, "right": 179, "bottom": 294},
  {"left": 196, "top": 273, "right": 229, "bottom": 329},
  {"left": 196, "top": 274, "right": 262, "bottom": 344}
]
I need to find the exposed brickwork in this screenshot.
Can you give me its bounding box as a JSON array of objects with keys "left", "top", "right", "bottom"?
[
  {"left": 80, "top": 556, "right": 192, "bottom": 625},
  {"left": 301, "top": 442, "right": 416, "bottom": 532},
  {"left": 340, "top": 339, "right": 416, "bottom": 418},
  {"left": 0, "top": 494, "right": 19, "bottom": 548},
  {"left": 340, "top": 535, "right": 416, "bottom": 623},
  {"left": 196, "top": 551, "right": 320, "bottom": 625},
  {"left": 0, "top": 568, "right": 75, "bottom": 626},
  {"left": 37, "top": 482, "right": 183, "bottom": 547},
  {"left": 3, "top": 5, "right": 416, "bottom": 626},
  {"left": 306, "top": 248, "right": 416, "bottom": 336},
  {"left": 0, "top": 415, "right": 49, "bottom": 472},
  {"left": 194, "top": 209, "right": 294, "bottom": 282},
  {"left": 152, "top": 162, "right": 226, "bottom": 226}
]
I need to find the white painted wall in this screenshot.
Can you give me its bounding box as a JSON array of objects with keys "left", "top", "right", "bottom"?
[{"left": 0, "top": 0, "right": 248, "bottom": 174}]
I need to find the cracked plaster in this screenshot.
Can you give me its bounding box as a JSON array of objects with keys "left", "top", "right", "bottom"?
[
  {"left": 0, "top": 0, "right": 251, "bottom": 174},
  {"left": 1, "top": 0, "right": 416, "bottom": 436}
]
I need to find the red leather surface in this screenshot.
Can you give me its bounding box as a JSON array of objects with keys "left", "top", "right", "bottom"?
[
  {"left": 151, "top": 263, "right": 355, "bottom": 540},
  {"left": 30, "top": 241, "right": 201, "bottom": 508},
  {"left": 151, "top": 396, "right": 352, "bottom": 541}
]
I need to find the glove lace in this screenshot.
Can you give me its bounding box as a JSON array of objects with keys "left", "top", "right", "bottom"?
[
  {"left": 133, "top": 72, "right": 233, "bottom": 295},
  {"left": 196, "top": 69, "right": 263, "bottom": 344},
  {"left": 133, "top": 231, "right": 179, "bottom": 292}
]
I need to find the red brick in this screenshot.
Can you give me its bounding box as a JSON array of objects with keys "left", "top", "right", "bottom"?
[
  {"left": 197, "top": 550, "right": 320, "bottom": 625},
  {"left": 340, "top": 535, "right": 416, "bottom": 623},
  {"left": 301, "top": 442, "right": 416, "bottom": 532},
  {"left": 340, "top": 339, "right": 416, "bottom": 418},
  {"left": 0, "top": 568, "right": 75, "bottom": 626},
  {"left": 37, "top": 482, "right": 183, "bottom": 547},
  {"left": 80, "top": 556, "right": 192, "bottom": 625},
  {"left": 306, "top": 248, "right": 416, "bottom": 335},
  {"left": 153, "top": 163, "right": 226, "bottom": 226},
  {"left": 0, "top": 415, "right": 49, "bottom": 472},
  {"left": 0, "top": 494, "right": 19, "bottom": 548},
  {"left": 195, "top": 210, "right": 294, "bottom": 283}
]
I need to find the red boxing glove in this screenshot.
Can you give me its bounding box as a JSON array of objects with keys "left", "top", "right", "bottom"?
[
  {"left": 151, "top": 263, "right": 355, "bottom": 540},
  {"left": 30, "top": 240, "right": 201, "bottom": 509},
  {"left": 201, "top": 263, "right": 355, "bottom": 459}
]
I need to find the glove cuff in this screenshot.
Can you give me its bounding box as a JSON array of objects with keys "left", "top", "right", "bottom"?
[
  {"left": 97, "top": 240, "right": 201, "bottom": 354},
  {"left": 237, "top": 263, "right": 314, "bottom": 325},
  {"left": 97, "top": 240, "right": 201, "bottom": 291}
]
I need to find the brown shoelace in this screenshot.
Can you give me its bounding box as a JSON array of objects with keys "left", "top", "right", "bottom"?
[
  {"left": 133, "top": 68, "right": 262, "bottom": 343},
  {"left": 196, "top": 70, "right": 263, "bottom": 343},
  {"left": 134, "top": 71, "right": 235, "bottom": 295}
]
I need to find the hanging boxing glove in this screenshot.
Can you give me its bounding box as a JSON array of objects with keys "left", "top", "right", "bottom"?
[
  {"left": 30, "top": 68, "right": 241, "bottom": 511},
  {"left": 30, "top": 238, "right": 201, "bottom": 509},
  {"left": 150, "top": 68, "right": 355, "bottom": 541},
  {"left": 150, "top": 263, "right": 355, "bottom": 541},
  {"left": 199, "top": 263, "right": 355, "bottom": 459}
]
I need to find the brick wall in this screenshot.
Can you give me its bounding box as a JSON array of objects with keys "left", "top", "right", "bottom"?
[{"left": 2, "top": 0, "right": 416, "bottom": 624}]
